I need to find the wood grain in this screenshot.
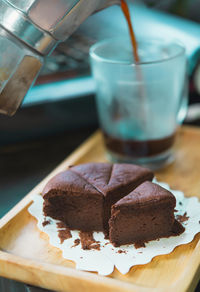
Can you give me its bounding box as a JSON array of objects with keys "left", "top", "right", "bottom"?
[{"left": 0, "top": 126, "right": 200, "bottom": 292}]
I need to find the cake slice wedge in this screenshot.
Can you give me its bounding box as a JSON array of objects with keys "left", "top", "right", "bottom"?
[
  {"left": 109, "top": 181, "right": 185, "bottom": 247},
  {"left": 42, "top": 169, "right": 104, "bottom": 232}
]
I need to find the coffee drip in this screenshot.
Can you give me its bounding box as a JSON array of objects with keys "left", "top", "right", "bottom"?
[{"left": 121, "top": 0, "right": 139, "bottom": 63}]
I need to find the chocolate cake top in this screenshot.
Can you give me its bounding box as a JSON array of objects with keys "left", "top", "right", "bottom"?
[
  {"left": 69, "top": 163, "right": 154, "bottom": 197},
  {"left": 42, "top": 169, "right": 102, "bottom": 198},
  {"left": 114, "top": 181, "right": 176, "bottom": 210}
]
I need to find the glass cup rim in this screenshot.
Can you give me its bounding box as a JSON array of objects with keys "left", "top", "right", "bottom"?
[{"left": 89, "top": 37, "right": 186, "bottom": 66}]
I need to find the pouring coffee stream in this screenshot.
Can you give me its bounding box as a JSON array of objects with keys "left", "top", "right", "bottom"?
[
  {"left": 121, "top": 0, "right": 139, "bottom": 63},
  {"left": 121, "top": 0, "right": 148, "bottom": 133}
]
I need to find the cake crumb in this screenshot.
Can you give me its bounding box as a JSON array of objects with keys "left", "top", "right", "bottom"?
[
  {"left": 42, "top": 219, "right": 50, "bottom": 227},
  {"left": 176, "top": 212, "right": 189, "bottom": 223},
  {"left": 79, "top": 231, "right": 100, "bottom": 250},
  {"left": 56, "top": 223, "right": 72, "bottom": 244},
  {"left": 117, "top": 249, "right": 126, "bottom": 254},
  {"left": 72, "top": 238, "right": 80, "bottom": 248}
]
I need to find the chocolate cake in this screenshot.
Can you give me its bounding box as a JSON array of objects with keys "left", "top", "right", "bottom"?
[
  {"left": 42, "top": 163, "right": 153, "bottom": 233},
  {"left": 42, "top": 169, "right": 104, "bottom": 232},
  {"left": 109, "top": 181, "right": 185, "bottom": 247}
]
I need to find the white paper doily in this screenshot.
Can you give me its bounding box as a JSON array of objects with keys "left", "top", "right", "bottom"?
[{"left": 28, "top": 180, "right": 200, "bottom": 276}]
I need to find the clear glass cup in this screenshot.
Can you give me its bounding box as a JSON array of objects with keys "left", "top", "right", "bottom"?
[{"left": 90, "top": 38, "right": 188, "bottom": 170}]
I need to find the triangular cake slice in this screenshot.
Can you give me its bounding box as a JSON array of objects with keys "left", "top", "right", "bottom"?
[
  {"left": 42, "top": 170, "right": 104, "bottom": 231},
  {"left": 70, "top": 163, "right": 154, "bottom": 233},
  {"left": 109, "top": 181, "right": 185, "bottom": 247}
]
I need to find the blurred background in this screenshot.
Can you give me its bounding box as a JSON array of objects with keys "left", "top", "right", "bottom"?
[
  {"left": 143, "top": 0, "right": 200, "bottom": 21},
  {"left": 1, "top": 0, "right": 200, "bottom": 291}
]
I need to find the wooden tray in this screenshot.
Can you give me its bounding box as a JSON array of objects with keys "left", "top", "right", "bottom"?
[{"left": 0, "top": 126, "right": 200, "bottom": 292}]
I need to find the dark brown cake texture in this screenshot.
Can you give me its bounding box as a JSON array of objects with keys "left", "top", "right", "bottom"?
[
  {"left": 42, "top": 163, "right": 153, "bottom": 235},
  {"left": 109, "top": 181, "right": 185, "bottom": 247},
  {"left": 42, "top": 162, "right": 184, "bottom": 247}
]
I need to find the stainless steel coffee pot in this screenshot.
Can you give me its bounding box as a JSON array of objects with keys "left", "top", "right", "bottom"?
[{"left": 0, "top": 0, "right": 120, "bottom": 115}]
